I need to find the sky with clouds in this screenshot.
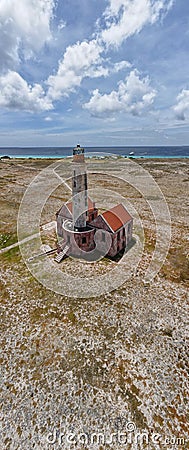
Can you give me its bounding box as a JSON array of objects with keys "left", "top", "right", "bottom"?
[{"left": 0, "top": 0, "right": 189, "bottom": 147}]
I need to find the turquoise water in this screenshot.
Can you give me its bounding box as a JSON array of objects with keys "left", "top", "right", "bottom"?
[{"left": 0, "top": 146, "right": 189, "bottom": 159}]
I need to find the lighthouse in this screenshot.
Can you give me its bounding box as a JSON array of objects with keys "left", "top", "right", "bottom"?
[
  {"left": 72, "top": 144, "right": 88, "bottom": 230},
  {"left": 55, "top": 144, "right": 133, "bottom": 262}
]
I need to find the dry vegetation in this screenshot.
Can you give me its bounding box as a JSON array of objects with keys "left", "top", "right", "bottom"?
[{"left": 0, "top": 157, "right": 188, "bottom": 449}]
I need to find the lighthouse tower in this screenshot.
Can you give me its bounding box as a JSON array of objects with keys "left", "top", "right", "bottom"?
[{"left": 72, "top": 144, "right": 88, "bottom": 230}]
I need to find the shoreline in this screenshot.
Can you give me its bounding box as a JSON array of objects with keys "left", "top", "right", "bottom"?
[{"left": 0, "top": 155, "right": 189, "bottom": 160}]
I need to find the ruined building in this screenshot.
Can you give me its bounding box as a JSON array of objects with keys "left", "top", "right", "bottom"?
[{"left": 55, "top": 145, "right": 133, "bottom": 262}]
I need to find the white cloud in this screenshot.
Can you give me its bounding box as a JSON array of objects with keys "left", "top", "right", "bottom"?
[
  {"left": 101, "top": 0, "right": 174, "bottom": 47},
  {"left": 86, "top": 65, "right": 110, "bottom": 79},
  {"left": 0, "top": 0, "right": 173, "bottom": 115},
  {"left": 44, "top": 0, "right": 174, "bottom": 105},
  {"left": 44, "top": 116, "right": 53, "bottom": 121},
  {"left": 0, "top": 71, "right": 53, "bottom": 112},
  {"left": 47, "top": 35, "right": 132, "bottom": 101},
  {"left": 113, "top": 60, "right": 132, "bottom": 72},
  {"left": 87, "top": 60, "right": 131, "bottom": 78},
  {"left": 84, "top": 89, "right": 122, "bottom": 116},
  {"left": 0, "top": 0, "right": 54, "bottom": 71},
  {"left": 84, "top": 69, "right": 156, "bottom": 117},
  {"left": 47, "top": 39, "right": 103, "bottom": 100},
  {"left": 173, "top": 89, "right": 189, "bottom": 120},
  {"left": 58, "top": 20, "right": 67, "bottom": 31},
  {"left": 0, "top": 41, "right": 131, "bottom": 113}
]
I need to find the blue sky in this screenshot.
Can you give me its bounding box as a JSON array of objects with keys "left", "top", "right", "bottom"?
[{"left": 0, "top": 0, "right": 189, "bottom": 147}]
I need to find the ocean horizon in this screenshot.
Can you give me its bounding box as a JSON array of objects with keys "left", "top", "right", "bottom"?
[{"left": 0, "top": 146, "right": 189, "bottom": 159}]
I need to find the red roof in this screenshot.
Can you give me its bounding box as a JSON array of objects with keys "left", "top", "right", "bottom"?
[
  {"left": 102, "top": 203, "right": 132, "bottom": 232},
  {"left": 66, "top": 197, "right": 95, "bottom": 213}
]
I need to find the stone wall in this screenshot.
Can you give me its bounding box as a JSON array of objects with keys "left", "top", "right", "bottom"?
[{"left": 62, "top": 226, "right": 96, "bottom": 257}]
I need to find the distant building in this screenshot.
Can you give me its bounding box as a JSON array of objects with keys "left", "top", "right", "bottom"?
[{"left": 55, "top": 145, "right": 133, "bottom": 262}]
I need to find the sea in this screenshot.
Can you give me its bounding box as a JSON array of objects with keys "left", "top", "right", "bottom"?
[{"left": 0, "top": 146, "right": 189, "bottom": 159}]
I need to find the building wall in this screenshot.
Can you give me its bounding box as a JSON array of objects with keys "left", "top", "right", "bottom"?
[
  {"left": 107, "top": 219, "right": 133, "bottom": 257},
  {"left": 90, "top": 214, "right": 111, "bottom": 232},
  {"left": 57, "top": 204, "right": 72, "bottom": 220},
  {"left": 62, "top": 227, "right": 96, "bottom": 257},
  {"left": 127, "top": 219, "right": 133, "bottom": 243},
  {"left": 87, "top": 208, "right": 98, "bottom": 223},
  {"left": 56, "top": 204, "right": 73, "bottom": 238},
  {"left": 56, "top": 206, "right": 99, "bottom": 238},
  {"left": 57, "top": 209, "right": 133, "bottom": 257},
  {"left": 57, "top": 215, "right": 64, "bottom": 238},
  {"left": 91, "top": 215, "right": 133, "bottom": 257}
]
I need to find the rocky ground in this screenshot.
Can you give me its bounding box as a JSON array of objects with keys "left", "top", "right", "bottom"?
[{"left": 0, "top": 157, "right": 188, "bottom": 449}]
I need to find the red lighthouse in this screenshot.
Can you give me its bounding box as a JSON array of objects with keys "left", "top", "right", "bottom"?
[{"left": 55, "top": 145, "right": 133, "bottom": 262}]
